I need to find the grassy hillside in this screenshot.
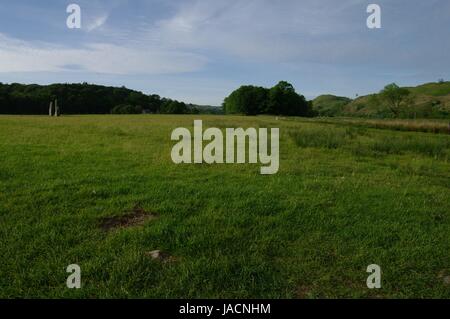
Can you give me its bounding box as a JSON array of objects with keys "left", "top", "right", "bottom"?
[
  {"left": 312, "top": 95, "right": 352, "bottom": 117},
  {"left": 407, "top": 81, "right": 450, "bottom": 97},
  {"left": 1, "top": 115, "right": 449, "bottom": 298},
  {"left": 312, "top": 81, "right": 450, "bottom": 119}
]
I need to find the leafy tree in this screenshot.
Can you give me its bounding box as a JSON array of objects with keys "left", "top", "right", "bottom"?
[
  {"left": 148, "top": 94, "right": 163, "bottom": 113},
  {"left": 267, "top": 81, "right": 309, "bottom": 116},
  {"left": 223, "top": 85, "right": 268, "bottom": 115},
  {"left": 223, "top": 81, "right": 311, "bottom": 116},
  {"left": 379, "top": 83, "right": 411, "bottom": 116}
]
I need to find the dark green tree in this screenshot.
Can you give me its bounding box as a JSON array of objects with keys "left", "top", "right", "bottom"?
[
  {"left": 223, "top": 81, "right": 310, "bottom": 116},
  {"left": 266, "top": 81, "right": 309, "bottom": 116},
  {"left": 223, "top": 85, "right": 268, "bottom": 115}
]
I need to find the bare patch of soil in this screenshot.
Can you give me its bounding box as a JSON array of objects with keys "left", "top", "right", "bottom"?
[
  {"left": 296, "top": 285, "right": 315, "bottom": 299},
  {"left": 99, "top": 205, "right": 158, "bottom": 231}
]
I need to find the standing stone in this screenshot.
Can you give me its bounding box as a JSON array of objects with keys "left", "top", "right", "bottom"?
[
  {"left": 54, "top": 99, "right": 59, "bottom": 117},
  {"left": 49, "top": 101, "right": 53, "bottom": 116}
]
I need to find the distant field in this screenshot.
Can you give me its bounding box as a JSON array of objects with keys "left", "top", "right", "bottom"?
[{"left": 1, "top": 115, "right": 450, "bottom": 298}]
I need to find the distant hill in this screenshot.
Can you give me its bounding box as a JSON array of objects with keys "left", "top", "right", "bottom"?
[{"left": 312, "top": 81, "right": 450, "bottom": 119}]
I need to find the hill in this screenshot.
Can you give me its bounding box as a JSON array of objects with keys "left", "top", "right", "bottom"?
[
  {"left": 312, "top": 81, "right": 450, "bottom": 119},
  {"left": 312, "top": 95, "right": 352, "bottom": 117}
]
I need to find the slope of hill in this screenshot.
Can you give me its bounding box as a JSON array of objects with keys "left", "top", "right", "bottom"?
[
  {"left": 312, "top": 95, "right": 352, "bottom": 116},
  {"left": 313, "top": 81, "right": 450, "bottom": 119},
  {"left": 407, "top": 81, "right": 450, "bottom": 96}
]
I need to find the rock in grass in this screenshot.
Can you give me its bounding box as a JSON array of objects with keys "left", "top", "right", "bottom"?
[
  {"left": 145, "top": 250, "right": 172, "bottom": 262},
  {"left": 444, "top": 276, "right": 450, "bottom": 285},
  {"left": 437, "top": 271, "right": 450, "bottom": 285}
]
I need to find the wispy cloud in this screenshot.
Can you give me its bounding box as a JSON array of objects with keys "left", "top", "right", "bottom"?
[
  {"left": 0, "top": 33, "right": 208, "bottom": 75},
  {"left": 86, "top": 14, "right": 109, "bottom": 32},
  {"left": 145, "top": 0, "right": 363, "bottom": 61}
]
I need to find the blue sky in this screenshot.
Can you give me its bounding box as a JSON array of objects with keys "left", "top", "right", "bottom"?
[{"left": 0, "top": 0, "right": 449, "bottom": 105}]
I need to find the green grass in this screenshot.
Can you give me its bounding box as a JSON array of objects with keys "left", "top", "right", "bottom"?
[
  {"left": 1, "top": 115, "right": 450, "bottom": 298},
  {"left": 407, "top": 82, "right": 450, "bottom": 97},
  {"left": 312, "top": 117, "right": 450, "bottom": 134},
  {"left": 312, "top": 95, "right": 352, "bottom": 117}
]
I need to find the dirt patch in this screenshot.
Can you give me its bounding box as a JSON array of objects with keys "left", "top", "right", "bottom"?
[
  {"left": 99, "top": 205, "right": 158, "bottom": 231},
  {"left": 296, "top": 285, "right": 315, "bottom": 299}
]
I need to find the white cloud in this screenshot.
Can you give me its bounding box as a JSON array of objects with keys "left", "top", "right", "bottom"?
[
  {"left": 86, "top": 14, "right": 109, "bottom": 32},
  {"left": 0, "top": 33, "right": 208, "bottom": 75},
  {"left": 2, "top": 0, "right": 448, "bottom": 82},
  {"left": 145, "top": 0, "right": 362, "bottom": 61},
  {"left": 137, "top": 0, "right": 449, "bottom": 70}
]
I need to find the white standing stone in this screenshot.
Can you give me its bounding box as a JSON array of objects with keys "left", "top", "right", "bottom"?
[{"left": 54, "top": 99, "right": 59, "bottom": 117}]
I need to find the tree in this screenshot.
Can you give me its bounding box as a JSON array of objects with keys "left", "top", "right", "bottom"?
[
  {"left": 266, "top": 81, "right": 309, "bottom": 116},
  {"left": 223, "top": 81, "right": 312, "bottom": 116},
  {"left": 379, "top": 83, "right": 410, "bottom": 116},
  {"left": 148, "top": 94, "right": 163, "bottom": 113},
  {"left": 223, "top": 85, "right": 268, "bottom": 115}
]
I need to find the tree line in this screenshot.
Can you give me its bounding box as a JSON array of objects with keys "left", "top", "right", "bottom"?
[
  {"left": 0, "top": 81, "right": 425, "bottom": 118},
  {"left": 0, "top": 82, "right": 199, "bottom": 115}
]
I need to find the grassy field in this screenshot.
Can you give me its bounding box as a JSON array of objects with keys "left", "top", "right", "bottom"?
[
  {"left": 311, "top": 117, "right": 450, "bottom": 134},
  {"left": 1, "top": 115, "right": 450, "bottom": 298}
]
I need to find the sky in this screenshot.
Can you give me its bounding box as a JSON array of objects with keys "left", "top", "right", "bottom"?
[{"left": 0, "top": 0, "right": 449, "bottom": 105}]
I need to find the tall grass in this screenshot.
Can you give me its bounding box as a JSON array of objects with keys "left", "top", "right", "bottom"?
[
  {"left": 313, "top": 118, "right": 450, "bottom": 134},
  {"left": 289, "top": 125, "right": 450, "bottom": 160}
]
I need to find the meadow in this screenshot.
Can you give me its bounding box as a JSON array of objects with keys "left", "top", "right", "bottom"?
[{"left": 0, "top": 115, "right": 449, "bottom": 298}]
